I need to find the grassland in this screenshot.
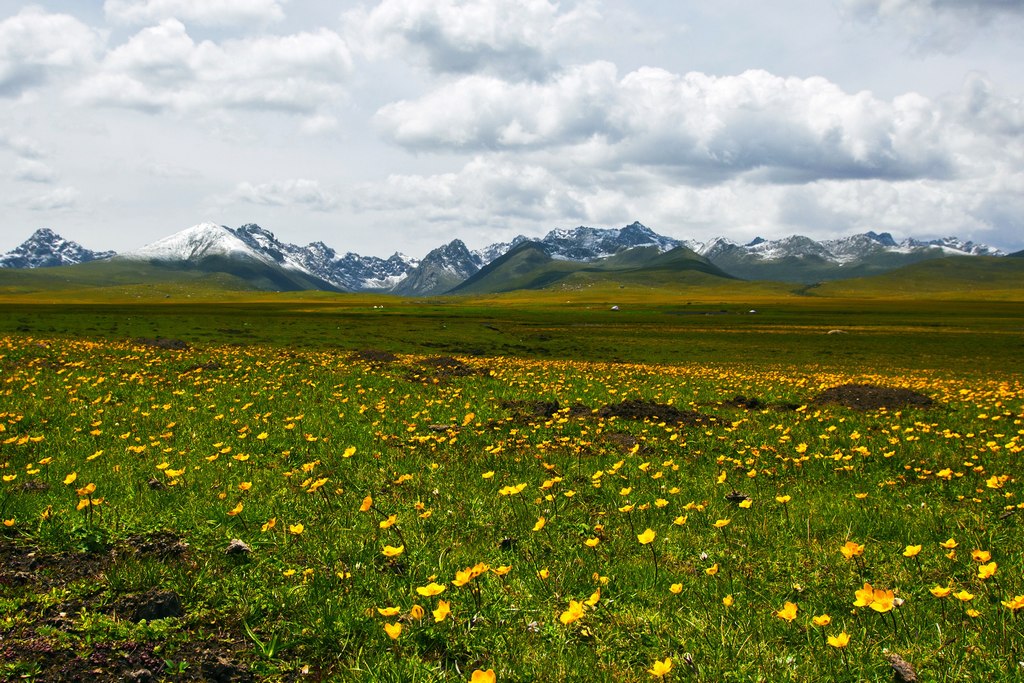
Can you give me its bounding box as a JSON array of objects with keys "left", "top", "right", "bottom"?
[{"left": 0, "top": 286, "right": 1022, "bottom": 681}]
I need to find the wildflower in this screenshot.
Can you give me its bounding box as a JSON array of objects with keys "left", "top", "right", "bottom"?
[
  {"left": 738, "top": 499, "right": 752, "bottom": 509},
  {"left": 939, "top": 537, "right": 958, "bottom": 549},
  {"left": 813, "top": 614, "right": 831, "bottom": 627},
  {"left": 227, "top": 502, "right": 243, "bottom": 516},
  {"left": 827, "top": 631, "right": 850, "bottom": 648},
  {"left": 929, "top": 584, "right": 952, "bottom": 599},
  {"left": 839, "top": 541, "right": 864, "bottom": 560},
  {"left": 585, "top": 589, "right": 601, "bottom": 607},
  {"left": 903, "top": 545, "right": 922, "bottom": 558},
  {"left": 971, "top": 549, "right": 992, "bottom": 563},
  {"left": 452, "top": 569, "right": 473, "bottom": 587},
  {"left": 705, "top": 563, "right": 719, "bottom": 576},
  {"left": 288, "top": 523, "right": 304, "bottom": 535},
  {"left": 647, "top": 658, "right": 672, "bottom": 678},
  {"left": 868, "top": 588, "right": 895, "bottom": 613},
  {"left": 1001, "top": 595, "right": 1024, "bottom": 612},
  {"left": 777, "top": 602, "right": 798, "bottom": 622},
  {"left": 409, "top": 604, "right": 425, "bottom": 620},
  {"left": 537, "top": 568, "right": 550, "bottom": 579},
  {"left": 560, "top": 600, "right": 585, "bottom": 625},
  {"left": 470, "top": 669, "right": 495, "bottom": 683},
  {"left": 343, "top": 446, "right": 356, "bottom": 458},
  {"left": 978, "top": 562, "right": 997, "bottom": 580},
  {"left": 481, "top": 471, "right": 494, "bottom": 479},
  {"left": 433, "top": 600, "right": 451, "bottom": 622},
  {"left": 954, "top": 590, "right": 974, "bottom": 602},
  {"left": 673, "top": 515, "right": 688, "bottom": 526},
  {"left": 63, "top": 472, "right": 77, "bottom": 485},
  {"left": 359, "top": 495, "right": 373, "bottom": 512},
  {"left": 2, "top": 519, "right": 13, "bottom": 527},
  {"left": 637, "top": 529, "right": 656, "bottom": 545},
  {"left": 776, "top": 495, "right": 791, "bottom": 504},
  {"left": 713, "top": 519, "right": 731, "bottom": 529},
  {"left": 382, "top": 544, "right": 404, "bottom": 557},
  {"left": 261, "top": 517, "right": 276, "bottom": 532},
  {"left": 670, "top": 583, "right": 682, "bottom": 594},
  {"left": 383, "top": 622, "right": 402, "bottom": 639},
  {"left": 498, "top": 483, "right": 527, "bottom": 496},
  {"left": 492, "top": 565, "right": 512, "bottom": 577},
  {"left": 417, "top": 582, "right": 447, "bottom": 597},
  {"left": 379, "top": 515, "right": 397, "bottom": 529},
  {"left": 377, "top": 606, "right": 401, "bottom": 617},
  {"left": 532, "top": 517, "right": 546, "bottom": 532},
  {"left": 238, "top": 481, "right": 252, "bottom": 491}
]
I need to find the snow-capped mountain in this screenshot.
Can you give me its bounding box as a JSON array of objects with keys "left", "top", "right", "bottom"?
[
  {"left": 690, "top": 230, "right": 1006, "bottom": 282},
  {"left": 478, "top": 222, "right": 681, "bottom": 264},
  {"left": 2, "top": 221, "right": 1008, "bottom": 292},
  {"left": 120, "top": 223, "right": 418, "bottom": 292},
  {"left": 0, "top": 228, "right": 114, "bottom": 268}
]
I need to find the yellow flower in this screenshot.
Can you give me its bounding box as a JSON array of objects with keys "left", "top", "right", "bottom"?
[
  {"left": 383, "top": 622, "right": 402, "bottom": 639},
  {"left": 978, "top": 562, "right": 997, "bottom": 580},
  {"left": 559, "top": 600, "right": 585, "bottom": 625},
  {"left": 839, "top": 541, "right": 864, "bottom": 560},
  {"left": 954, "top": 589, "right": 975, "bottom": 602},
  {"left": 585, "top": 588, "right": 601, "bottom": 607},
  {"left": 584, "top": 537, "right": 600, "bottom": 548},
  {"left": 713, "top": 518, "right": 731, "bottom": 529},
  {"left": 930, "top": 585, "right": 952, "bottom": 598},
  {"left": 498, "top": 483, "right": 527, "bottom": 496},
  {"left": 238, "top": 481, "right": 252, "bottom": 491},
  {"left": 647, "top": 657, "right": 672, "bottom": 678},
  {"left": 673, "top": 515, "right": 688, "bottom": 526},
  {"left": 669, "top": 583, "right": 682, "bottom": 594},
  {"left": 76, "top": 498, "right": 91, "bottom": 511},
  {"left": 416, "top": 582, "right": 446, "bottom": 597},
  {"left": 738, "top": 499, "right": 752, "bottom": 509},
  {"left": 903, "top": 545, "right": 922, "bottom": 558},
  {"left": 288, "top": 523, "right": 304, "bottom": 535},
  {"left": 261, "top": 517, "right": 276, "bottom": 532},
  {"left": 227, "top": 502, "right": 243, "bottom": 516},
  {"left": 377, "top": 606, "right": 401, "bottom": 617},
  {"left": 2, "top": 474, "right": 15, "bottom": 483},
  {"left": 2, "top": 518, "right": 13, "bottom": 527},
  {"left": 722, "top": 594, "right": 734, "bottom": 607},
  {"left": 381, "top": 544, "right": 404, "bottom": 557},
  {"left": 469, "top": 669, "right": 495, "bottom": 683},
  {"left": 775, "top": 495, "right": 791, "bottom": 504},
  {"left": 379, "top": 514, "right": 397, "bottom": 529},
  {"left": 971, "top": 549, "right": 992, "bottom": 563},
  {"left": 492, "top": 565, "right": 511, "bottom": 577},
  {"left": 537, "top": 568, "right": 550, "bottom": 579},
  {"left": 63, "top": 472, "right": 77, "bottom": 485},
  {"left": 452, "top": 569, "right": 473, "bottom": 587},
  {"left": 76, "top": 482, "right": 96, "bottom": 496},
  {"left": 433, "top": 600, "right": 451, "bottom": 622},
  {"left": 359, "top": 495, "right": 373, "bottom": 512},
  {"left": 869, "top": 588, "right": 895, "bottom": 613},
  {"left": 777, "top": 601, "right": 798, "bottom": 622},
  {"left": 409, "top": 604, "right": 425, "bottom": 620},
  {"left": 532, "top": 517, "right": 546, "bottom": 532},
  {"left": 966, "top": 608, "right": 981, "bottom": 618},
  {"left": 827, "top": 631, "right": 850, "bottom": 648},
  {"left": 343, "top": 446, "right": 356, "bottom": 458},
  {"left": 1001, "top": 595, "right": 1024, "bottom": 612},
  {"left": 939, "top": 537, "right": 958, "bottom": 549},
  {"left": 812, "top": 614, "right": 831, "bottom": 627},
  {"left": 481, "top": 471, "right": 494, "bottom": 479},
  {"left": 637, "top": 528, "right": 656, "bottom": 545},
  {"left": 705, "top": 563, "right": 719, "bottom": 576}
]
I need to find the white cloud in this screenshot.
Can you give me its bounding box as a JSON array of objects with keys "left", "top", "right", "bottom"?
[
  {"left": 73, "top": 19, "right": 353, "bottom": 115},
  {"left": 0, "top": 8, "right": 102, "bottom": 97},
  {"left": 104, "top": 0, "right": 287, "bottom": 27},
  {"left": 226, "top": 179, "right": 338, "bottom": 211},
  {"left": 26, "top": 186, "right": 80, "bottom": 211},
  {"left": 345, "top": 0, "right": 597, "bottom": 79},
  {"left": 376, "top": 63, "right": 955, "bottom": 184},
  {"left": 841, "top": 0, "right": 1024, "bottom": 52},
  {"left": 13, "top": 159, "right": 55, "bottom": 183}
]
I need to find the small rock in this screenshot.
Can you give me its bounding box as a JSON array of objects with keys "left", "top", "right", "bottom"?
[
  {"left": 885, "top": 652, "right": 917, "bottom": 683},
  {"left": 225, "top": 539, "right": 252, "bottom": 555},
  {"left": 126, "top": 668, "right": 154, "bottom": 683}
]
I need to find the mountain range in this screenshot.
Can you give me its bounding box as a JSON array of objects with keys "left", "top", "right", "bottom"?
[{"left": 0, "top": 222, "right": 1008, "bottom": 295}]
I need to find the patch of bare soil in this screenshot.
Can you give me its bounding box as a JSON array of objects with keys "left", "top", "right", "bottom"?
[
  {"left": 0, "top": 538, "right": 111, "bottom": 589},
  {"left": 813, "top": 384, "right": 934, "bottom": 411},
  {"left": 349, "top": 348, "right": 399, "bottom": 364},
  {"left": 133, "top": 337, "right": 191, "bottom": 351},
  {"left": 407, "top": 356, "right": 490, "bottom": 382},
  {"left": 501, "top": 399, "right": 560, "bottom": 420},
  {"left": 597, "top": 400, "right": 713, "bottom": 426}
]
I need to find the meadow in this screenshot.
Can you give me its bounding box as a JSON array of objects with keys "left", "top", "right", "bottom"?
[{"left": 0, "top": 292, "right": 1022, "bottom": 681}]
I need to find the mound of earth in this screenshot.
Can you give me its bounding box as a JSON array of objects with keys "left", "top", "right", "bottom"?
[
  {"left": 501, "top": 399, "right": 560, "bottom": 419},
  {"left": 350, "top": 348, "right": 399, "bottom": 364},
  {"left": 133, "top": 337, "right": 190, "bottom": 351},
  {"left": 813, "top": 384, "right": 934, "bottom": 411},
  {"left": 597, "top": 400, "right": 711, "bottom": 425}
]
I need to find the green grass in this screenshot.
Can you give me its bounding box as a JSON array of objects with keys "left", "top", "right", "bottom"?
[{"left": 0, "top": 290, "right": 1022, "bottom": 681}]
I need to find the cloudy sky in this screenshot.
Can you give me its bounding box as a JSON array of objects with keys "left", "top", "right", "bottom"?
[{"left": 2, "top": 0, "right": 1022, "bottom": 257}]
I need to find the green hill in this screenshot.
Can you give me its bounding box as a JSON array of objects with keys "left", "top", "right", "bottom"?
[
  {"left": 449, "top": 242, "right": 734, "bottom": 295},
  {"left": 804, "top": 256, "right": 1024, "bottom": 299}
]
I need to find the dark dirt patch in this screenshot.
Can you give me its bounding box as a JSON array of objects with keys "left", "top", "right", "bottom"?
[
  {"left": 0, "top": 538, "right": 111, "bottom": 589},
  {"left": 112, "top": 589, "right": 184, "bottom": 622},
  {"left": 133, "top": 337, "right": 191, "bottom": 351},
  {"left": 597, "top": 400, "right": 713, "bottom": 426},
  {"left": 725, "top": 395, "right": 766, "bottom": 410},
  {"left": 124, "top": 530, "right": 189, "bottom": 559},
  {"left": 813, "top": 384, "right": 934, "bottom": 411},
  {"left": 349, "top": 348, "right": 400, "bottom": 364},
  {"left": 602, "top": 432, "right": 642, "bottom": 453},
  {"left": 181, "top": 361, "right": 222, "bottom": 373},
  {"left": 501, "top": 399, "right": 560, "bottom": 420},
  {"left": 567, "top": 403, "right": 593, "bottom": 417},
  {"left": 407, "top": 356, "right": 490, "bottom": 382}
]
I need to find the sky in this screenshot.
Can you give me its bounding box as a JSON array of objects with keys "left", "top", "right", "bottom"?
[{"left": 1, "top": 0, "right": 1023, "bottom": 258}]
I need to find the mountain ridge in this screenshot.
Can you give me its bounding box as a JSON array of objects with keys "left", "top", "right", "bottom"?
[{"left": 1, "top": 222, "right": 1009, "bottom": 294}]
